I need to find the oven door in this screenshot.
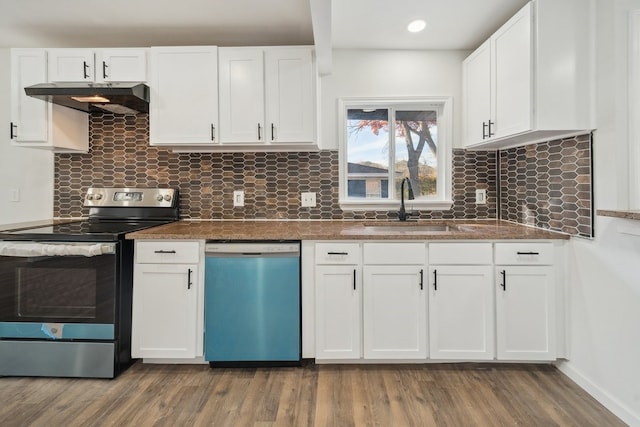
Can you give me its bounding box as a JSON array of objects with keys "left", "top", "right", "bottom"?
[{"left": 0, "top": 241, "right": 118, "bottom": 340}]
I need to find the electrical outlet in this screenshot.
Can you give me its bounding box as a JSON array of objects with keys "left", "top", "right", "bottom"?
[
  {"left": 233, "top": 190, "right": 244, "bottom": 207},
  {"left": 301, "top": 192, "right": 316, "bottom": 207},
  {"left": 10, "top": 189, "right": 20, "bottom": 202},
  {"left": 475, "top": 189, "right": 487, "bottom": 205}
]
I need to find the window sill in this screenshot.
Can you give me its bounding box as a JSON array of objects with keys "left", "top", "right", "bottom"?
[{"left": 339, "top": 199, "right": 453, "bottom": 212}]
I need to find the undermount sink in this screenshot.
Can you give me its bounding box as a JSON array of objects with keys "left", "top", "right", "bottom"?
[{"left": 362, "top": 223, "right": 457, "bottom": 234}]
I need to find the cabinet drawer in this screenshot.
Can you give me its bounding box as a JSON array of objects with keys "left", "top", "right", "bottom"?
[
  {"left": 363, "top": 243, "right": 426, "bottom": 265},
  {"left": 136, "top": 241, "right": 200, "bottom": 264},
  {"left": 315, "top": 243, "right": 360, "bottom": 265},
  {"left": 494, "top": 242, "right": 554, "bottom": 265},
  {"left": 428, "top": 243, "right": 493, "bottom": 265}
]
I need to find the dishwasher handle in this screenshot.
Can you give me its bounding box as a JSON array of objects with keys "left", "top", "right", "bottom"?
[{"left": 205, "top": 242, "right": 299, "bottom": 257}]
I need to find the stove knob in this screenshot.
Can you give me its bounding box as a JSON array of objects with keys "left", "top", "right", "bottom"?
[
  {"left": 156, "top": 194, "right": 164, "bottom": 202},
  {"left": 95, "top": 194, "right": 103, "bottom": 200},
  {"left": 87, "top": 194, "right": 94, "bottom": 200},
  {"left": 163, "top": 194, "right": 172, "bottom": 202}
]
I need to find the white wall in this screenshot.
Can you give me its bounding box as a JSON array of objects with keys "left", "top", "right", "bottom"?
[
  {"left": 318, "top": 49, "right": 468, "bottom": 150},
  {"left": 0, "top": 48, "right": 54, "bottom": 226},
  {"left": 558, "top": 1, "right": 640, "bottom": 425}
]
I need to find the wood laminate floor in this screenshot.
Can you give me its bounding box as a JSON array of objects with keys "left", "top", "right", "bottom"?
[{"left": 0, "top": 362, "right": 625, "bottom": 427}]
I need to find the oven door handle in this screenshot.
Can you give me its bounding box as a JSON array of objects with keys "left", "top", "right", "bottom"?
[{"left": 0, "top": 242, "right": 116, "bottom": 257}]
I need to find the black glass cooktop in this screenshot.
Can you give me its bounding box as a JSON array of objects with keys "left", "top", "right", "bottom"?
[{"left": 0, "top": 220, "right": 170, "bottom": 242}]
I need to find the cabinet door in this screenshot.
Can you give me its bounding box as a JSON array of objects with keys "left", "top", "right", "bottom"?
[
  {"left": 218, "top": 48, "right": 265, "bottom": 143},
  {"left": 315, "top": 265, "right": 361, "bottom": 359},
  {"left": 363, "top": 265, "right": 427, "bottom": 359},
  {"left": 462, "top": 40, "right": 491, "bottom": 146},
  {"left": 96, "top": 48, "right": 147, "bottom": 82},
  {"left": 495, "top": 265, "right": 555, "bottom": 360},
  {"left": 48, "top": 49, "right": 94, "bottom": 82},
  {"left": 491, "top": 2, "right": 532, "bottom": 138},
  {"left": 149, "top": 46, "right": 218, "bottom": 146},
  {"left": 428, "top": 266, "right": 494, "bottom": 360},
  {"left": 131, "top": 264, "right": 198, "bottom": 358},
  {"left": 265, "top": 48, "right": 314, "bottom": 143},
  {"left": 11, "top": 49, "right": 49, "bottom": 143}
]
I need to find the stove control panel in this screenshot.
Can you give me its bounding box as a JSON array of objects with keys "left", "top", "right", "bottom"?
[{"left": 84, "top": 188, "right": 177, "bottom": 208}]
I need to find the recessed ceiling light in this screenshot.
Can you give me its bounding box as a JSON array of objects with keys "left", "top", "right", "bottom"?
[{"left": 407, "top": 19, "right": 426, "bottom": 33}]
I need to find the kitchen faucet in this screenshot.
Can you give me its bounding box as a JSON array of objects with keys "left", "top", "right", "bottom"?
[{"left": 398, "top": 177, "right": 415, "bottom": 221}]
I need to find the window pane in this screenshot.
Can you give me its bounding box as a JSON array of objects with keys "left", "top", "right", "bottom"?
[
  {"left": 394, "top": 110, "right": 438, "bottom": 199},
  {"left": 346, "top": 109, "right": 390, "bottom": 199}
]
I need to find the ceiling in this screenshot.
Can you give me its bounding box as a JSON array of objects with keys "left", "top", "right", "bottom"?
[
  {"left": 1, "top": 0, "right": 528, "bottom": 49},
  {"left": 1, "top": 0, "right": 529, "bottom": 73}
]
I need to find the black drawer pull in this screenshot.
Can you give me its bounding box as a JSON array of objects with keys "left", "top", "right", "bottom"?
[
  {"left": 353, "top": 269, "right": 356, "bottom": 290},
  {"left": 500, "top": 270, "right": 506, "bottom": 291},
  {"left": 433, "top": 269, "right": 437, "bottom": 291},
  {"left": 187, "top": 268, "right": 193, "bottom": 290},
  {"left": 154, "top": 250, "right": 176, "bottom": 254},
  {"left": 516, "top": 251, "right": 540, "bottom": 255},
  {"left": 327, "top": 252, "right": 349, "bottom": 255}
]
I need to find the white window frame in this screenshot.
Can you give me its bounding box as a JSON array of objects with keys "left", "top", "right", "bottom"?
[
  {"left": 630, "top": 10, "right": 640, "bottom": 209},
  {"left": 338, "top": 96, "right": 453, "bottom": 211}
]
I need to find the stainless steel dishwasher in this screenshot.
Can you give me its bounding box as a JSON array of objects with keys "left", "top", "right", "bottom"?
[{"left": 204, "top": 241, "right": 301, "bottom": 366}]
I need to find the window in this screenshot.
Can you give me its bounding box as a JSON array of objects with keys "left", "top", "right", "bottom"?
[{"left": 339, "top": 97, "right": 452, "bottom": 211}]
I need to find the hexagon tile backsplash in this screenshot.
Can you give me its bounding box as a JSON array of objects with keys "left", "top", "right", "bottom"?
[{"left": 53, "top": 113, "right": 592, "bottom": 237}]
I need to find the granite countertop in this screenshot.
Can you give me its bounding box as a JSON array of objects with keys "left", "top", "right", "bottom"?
[
  {"left": 597, "top": 210, "right": 640, "bottom": 221},
  {"left": 125, "top": 219, "right": 569, "bottom": 241}
]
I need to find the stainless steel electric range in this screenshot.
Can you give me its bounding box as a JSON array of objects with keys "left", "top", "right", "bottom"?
[{"left": 0, "top": 187, "right": 179, "bottom": 378}]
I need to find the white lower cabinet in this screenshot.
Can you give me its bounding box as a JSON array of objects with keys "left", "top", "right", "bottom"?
[
  {"left": 363, "top": 265, "right": 427, "bottom": 359},
  {"left": 495, "top": 265, "right": 555, "bottom": 360},
  {"left": 132, "top": 241, "right": 202, "bottom": 359},
  {"left": 428, "top": 265, "right": 494, "bottom": 360},
  {"left": 314, "top": 243, "right": 361, "bottom": 360},
  {"left": 428, "top": 243, "right": 494, "bottom": 360},
  {"left": 313, "top": 240, "right": 561, "bottom": 363},
  {"left": 495, "top": 242, "right": 556, "bottom": 361},
  {"left": 362, "top": 243, "right": 427, "bottom": 360}
]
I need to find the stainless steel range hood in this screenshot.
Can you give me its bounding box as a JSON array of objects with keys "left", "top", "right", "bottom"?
[{"left": 24, "top": 82, "right": 150, "bottom": 114}]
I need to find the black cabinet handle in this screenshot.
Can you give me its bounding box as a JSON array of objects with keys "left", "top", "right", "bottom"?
[
  {"left": 83, "top": 61, "right": 90, "bottom": 79},
  {"left": 482, "top": 121, "right": 488, "bottom": 139},
  {"left": 271, "top": 123, "right": 275, "bottom": 141},
  {"left": 432, "top": 269, "right": 437, "bottom": 291},
  {"left": 102, "top": 61, "right": 108, "bottom": 79},
  {"left": 419, "top": 269, "right": 424, "bottom": 290},
  {"left": 187, "top": 268, "right": 193, "bottom": 290},
  {"left": 516, "top": 251, "right": 540, "bottom": 255},
  {"left": 353, "top": 269, "right": 356, "bottom": 291},
  {"left": 500, "top": 270, "right": 506, "bottom": 291},
  {"left": 488, "top": 120, "right": 494, "bottom": 137},
  {"left": 10, "top": 122, "right": 17, "bottom": 139},
  {"left": 154, "top": 250, "right": 176, "bottom": 254},
  {"left": 327, "top": 252, "right": 349, "bottom": 255},
  {"left": 257, "top": 123, "right": 262, "bottom": 140},
  {"left": 211, "top": 124, "right": 216, "bottom": 141}
]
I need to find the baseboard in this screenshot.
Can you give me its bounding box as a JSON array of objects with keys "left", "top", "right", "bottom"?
[{"left": 557, "top": 361, "right": 639, "bottom": 426}]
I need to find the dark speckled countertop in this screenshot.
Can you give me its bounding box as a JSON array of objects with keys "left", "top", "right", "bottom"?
[{"left": 125, "top": 219, "right": 569, "bottom": 241}]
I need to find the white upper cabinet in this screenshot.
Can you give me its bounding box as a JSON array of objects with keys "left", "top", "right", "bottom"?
[
  {"left": 462, "top": 0, "right": 593, "bottom": 149},
  {"left": 48, "top": 48, "right": 147, "bottom": 83},
  {"left": 149, "top": 46, "right": 219, "bottom": 146},
  {"left": 96, "top": 49, "right": 147, "bottom": 82},
  {"left": 218, "top": 46, "right": 316, "bottom": 149},
  {"left": 218, "top": 48, "right": 265, "bottom": 144},
  {"left": 264, "top": 48, "right": 315, "bottom": 143},
  {"left": 10, "top": 48, "right": 88, "bottom": 152}
]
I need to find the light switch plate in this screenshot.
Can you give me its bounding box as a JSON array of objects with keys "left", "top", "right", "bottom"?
[
  {"left": 475, "top": 189, "right": 487, "bottom": 205},
  {"left": 233, "top": 190, "right": 244, "bottom": 207},
  {"left": 301, "top": 192, "right": 316, "bottom": 207}
]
